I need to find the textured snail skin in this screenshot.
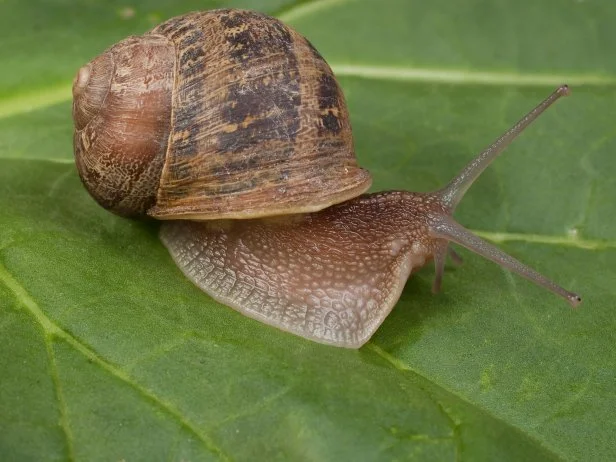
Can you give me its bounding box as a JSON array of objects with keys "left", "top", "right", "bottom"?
[
  {"left": 160, "top": 192, "right": 443, "bottom": 348},
  {"left": 73, "top": 9, "right": 371, "bottom": 219}
]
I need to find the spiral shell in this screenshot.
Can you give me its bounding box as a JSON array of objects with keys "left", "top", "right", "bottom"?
[{"left": 72, "top": 9, "right": 371, "bottom": 219}]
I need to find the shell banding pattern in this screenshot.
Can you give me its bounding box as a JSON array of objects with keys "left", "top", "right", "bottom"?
[{"left": 150, "top": 9, "right": 371, "bottom": 219}]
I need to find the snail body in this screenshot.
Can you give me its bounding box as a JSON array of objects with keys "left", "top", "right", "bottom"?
[{"left": 73, "top": 9, "right": 581, "bottom": 348}]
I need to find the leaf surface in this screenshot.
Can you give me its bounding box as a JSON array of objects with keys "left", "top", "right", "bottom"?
[{"left": 1, "top": 0, "right": 615, "bottom": 460}]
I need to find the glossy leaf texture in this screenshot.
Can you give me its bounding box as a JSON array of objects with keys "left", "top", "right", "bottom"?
[{"left": 1, "top": 0, "right": 615, "bottom": 461}]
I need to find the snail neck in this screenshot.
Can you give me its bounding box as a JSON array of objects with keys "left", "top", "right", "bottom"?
[{"left": 258, "top": 190, "right": 444, "bottom": 256}]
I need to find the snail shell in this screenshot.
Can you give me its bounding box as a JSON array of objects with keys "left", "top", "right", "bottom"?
[{"left": 72, "top": 9, "right": 371, "bottom": 219}]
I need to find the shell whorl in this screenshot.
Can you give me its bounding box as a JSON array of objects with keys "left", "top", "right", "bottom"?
[
  {"left": 72, "top": 53, "right": 112, "bottom": 130},
  {"left": 72, "top": 35, "right": 175, "bottom": 217}
]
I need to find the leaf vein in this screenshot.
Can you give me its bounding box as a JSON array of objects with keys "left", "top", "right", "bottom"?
[
  {"left": 368, "top": 343, "right": 459, "bottom": 428},
  {"left": 45, "top": 333, "right": 76, "bottom": 461},
  {"left": 210, "top": 386, "right": 293, "bottom": 429},
  {"left": 0, "top": 261, "right": 231, "bottom": 462},
  {"left": 332, "top": 65, "right": 616, "bottom": 86},
  {"left": 276, "top": 0, "right": 356, "bottom": 23},
  {"left": 538, "top": 368, "right": 596, "bottom": 426},
  {"left": 0, "top": 84, "right": 72, "bottom": 120},
  {"left": 472, "top": 229, "right": 615, "bottom": 251},
  {"left": 123, "top": 335, "right": 192, "bottom": 372},
  {"left": 366, "top": 343, "right": 567, "bottom": 462}
]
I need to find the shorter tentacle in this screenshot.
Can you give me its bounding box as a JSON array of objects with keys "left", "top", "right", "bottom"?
[
  {"left": 448, "top": 247, "right": 463, "bottom": 266},
  {"left": 432, "top": 241, "right": 448, "bottom": 294}
]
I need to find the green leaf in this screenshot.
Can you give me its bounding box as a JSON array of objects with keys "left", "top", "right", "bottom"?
[{"left": 1, "top": 0, "right": 614, "bottom": 460}]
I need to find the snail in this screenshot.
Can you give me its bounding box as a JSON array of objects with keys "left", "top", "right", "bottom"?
[{"left": 72, "top": 9, "right": 581, "bottom": 348}]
